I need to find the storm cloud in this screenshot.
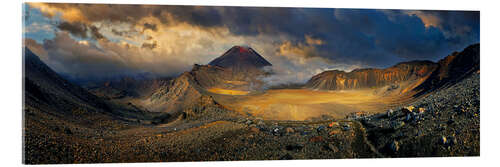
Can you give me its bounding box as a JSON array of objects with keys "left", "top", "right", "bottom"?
[{"left": 24, "top": 3, "right": 479, "bottom": 84}]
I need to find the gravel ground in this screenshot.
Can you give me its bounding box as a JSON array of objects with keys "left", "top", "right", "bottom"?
[{"left": 361, "top": 73, "right": 480, "bottom": 157}]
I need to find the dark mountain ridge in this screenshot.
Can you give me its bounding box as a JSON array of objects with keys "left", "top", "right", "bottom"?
[
  {"left": 413, "top": 43, "right": 480, "bottom": 96},
  {"left": 305, "top": 44, "right": 479, "bottom": 94},
  {"left": 24, "top": 48, "right": 112, "bottom": 119},
  {"left": 305, "top": 60, "right": 438, "bottom": 91},
  {"left": 209, "top": 46, "right": 272, "bottom": 69}
]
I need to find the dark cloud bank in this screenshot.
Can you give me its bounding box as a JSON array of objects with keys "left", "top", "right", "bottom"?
[{"left": 25, "top": 3, "right": 479, "bottom": 83}]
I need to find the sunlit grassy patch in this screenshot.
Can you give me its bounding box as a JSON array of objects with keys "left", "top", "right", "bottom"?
[{"left": 207, "top": 88, "right": 249, "bottom": 95}]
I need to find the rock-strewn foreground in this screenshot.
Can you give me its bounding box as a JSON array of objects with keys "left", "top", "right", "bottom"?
[{"left": 23, "top": 44, "right": 479, "bottom": 164}]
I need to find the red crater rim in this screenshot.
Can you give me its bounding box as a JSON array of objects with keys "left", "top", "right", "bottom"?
[{"left": 235, "top": 46, "right": 251, "bottom": 53}]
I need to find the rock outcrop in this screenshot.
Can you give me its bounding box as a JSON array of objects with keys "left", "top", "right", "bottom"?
[
  {"left": 145, "top": 71, "right": 224, "bottom": 119},
  {"left": 305, "top": 61, "right": 438, "bottom": 90},
  {"left": 305, "top": 44, "right": 479, "bottom": 95}
]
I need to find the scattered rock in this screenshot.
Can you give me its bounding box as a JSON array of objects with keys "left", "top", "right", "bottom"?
[
  {"left": 64, "top": 128, "right": 72, "bottom": 135},
  {"left": 285, "top": 127, "right": 295, "bottom": 134},
  {"left": 405, "top": 114, "right": 412, "bottom": 122},
  {"left": 317, "top": 125, "right": 326, "bottom": 132},
  {"left": 418, "top": 107, "right": 426, "bottom": 113},
  {"left": 341, "top": 123, "right": 351, "bottom": 131},
  {"left": 257, "top": 125, "right": 268, "bottom": 132},
  {"left": 390, "top": 140, "right": 400, "bottom": 152},
  {"left": 416, "top": 130, "right": 423, "bottom": 137},
  {"left": 328, "top": 122, "right": 338, "bottom": 128},
  {"left": 272, "top": 127, "right": 282, "bottom": 135},
  {"left": 391, "top": 121, "right": 405, "bottom": 129},
  {"left": 286, "top": 144, "right": 304, "bottom": 151},
  {"left": 52, "top": 126, "right": 60, "bottom": 132},
  {"left": 438, "top": 124, "right": 447, "bottom": 131},
  {"left": 325, "top": 143, "right": 339, "bottom": 152},
  {"left": 279, "top": 153, "right": 294, "bottom": 160},
  {"left": 388, "top": 84, "right": 399, "bottom": 91},
  {"left": 403, "top": 106, "right": 415, "bottom": 113},
  {"left": 387, "top": 109, "right": 394, "bottom": 117},
  {"left": 329, "top": 129, "right": 340, "bottom": 136},
  {"left": 448, "top": 136, "right": 457, "bottom": 146},
  {"left": 440, "top": 136, "right": 447, "bottom": 145},
  {"left": 309, "top": 136, "right": 324, "bottom": 142},
  {"left": 447, "top": 119, "right": 455, "bottom": 125},
  {"left": 237, "top": 118, "right": 245, "bottom": 123},
  {"left": 249, "top": 127, "right": 260, "bottom": 133}
]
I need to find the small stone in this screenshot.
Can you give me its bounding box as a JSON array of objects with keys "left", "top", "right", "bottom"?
[
  {"left": 285, "top": 127, "right": 295, "bottom": 134},
  {"left": 328, "top": 122, "right": 338, "bottom": 128},
  {"left": 448, "top": 136, "right": 457, "bottom": 145},
  {"left": 64, "top": 128, "right": 72, "bottom": 135},
  {"left": 341, "top": 123, "right": 351, "bottom": 131},
  {"left": 317, "top": 125, "right": 326, "bottom": 132},
  {"left": 387, "top": 109, "right": 394, "bottom": 117},
  {"left": 286, "top": 144, "right": 304, "bottom": 151},
  {"left": 249, "top": 127, "right": 260, "bottom": 133},
  {"left": 328, "top": 130, "right": 336, "bottom": 136},
  {"left": 438, "top": 124, "right": 447, "bottom": 131},
  {"left": 309, "top": 136, "right": 324, "bottom": 142},
  {"left": 390, "top": 140, "right": 400, "bottom": 152},
  {"left": 237, "top": 118, "right": 245, "bottom": 123},
  {"left": 418, "top": 108, "right": 426, "bottom": 113},
  {"left": 325, "top": 143, "right": 339, "bottom": 152},
  {"left": 440, "top": 136, "right": 447, "bottom": 145},
  {"left": 258, "top": 125, "right": 268, "bottom": 132},
  {"left": 405, "top": 114, "right": 412, "bottom": 121},
  {"left": 416, "top": 130, "right": 423, "bottom": 137},
  {"left": 280, "top": 153, "right": 294, "bottom": 160},
  {"left": 403, "top": 106, "right": 415, "bottom": 113},
  {"left": 272, "top": 127, "right": 281, "bottom": 135},
  {"left": 391, "top": 121, "right": 405, "bottom": 129}
]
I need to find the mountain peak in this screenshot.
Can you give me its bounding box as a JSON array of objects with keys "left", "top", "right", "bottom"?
[
  {"left": 208, "top": 46, "right": 272, "bottom": 69},
  {"left": 232, "top": 45, "right": 251, "bottom": 53}
]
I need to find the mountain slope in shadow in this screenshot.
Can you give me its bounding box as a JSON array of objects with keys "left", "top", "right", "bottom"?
[
  {"left": 24, "top": 48, "right": 113, "bottom": 120},
  {"left": 305, "top": 44, "right": 480, "bottom": 97},
  {"left": 413, "top": 44, "right": 480, "bottom": 97},
  {"left": 24, "top": 48, "right": 133, "bottom": 164}
]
